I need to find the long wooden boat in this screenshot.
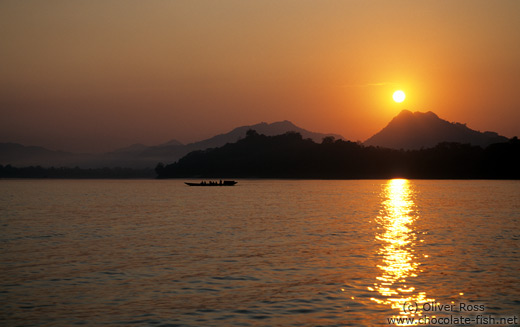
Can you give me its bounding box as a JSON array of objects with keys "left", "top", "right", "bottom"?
[{"left": 185, "top": 180, "right": 237, "bottom": 186}]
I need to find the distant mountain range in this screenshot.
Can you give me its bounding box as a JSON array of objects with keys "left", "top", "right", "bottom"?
[
  {"left": 0, "top": 143, "right": 85, "bottom": 168},
  {"left": 0, "top": 121, "right": 344, "bottom": 168},
  {"left": 1, "top": 113, "right": 513, "bottom": 169},
  {"left": 364, "top": 110, "right": 508, "bottom": 149}
]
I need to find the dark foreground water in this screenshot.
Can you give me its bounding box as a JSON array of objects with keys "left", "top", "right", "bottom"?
[{"left": 1, "top": 180, "right": 519, "bottom": 326}]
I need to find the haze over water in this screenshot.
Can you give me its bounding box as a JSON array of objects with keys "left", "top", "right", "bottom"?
[{"left": 1, "top": 180, "right": 519, "bottom": 326}]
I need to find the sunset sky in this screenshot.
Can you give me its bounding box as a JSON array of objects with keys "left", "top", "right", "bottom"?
[{"left": 1, "top": 1, "right": 519, "bottom": 153}]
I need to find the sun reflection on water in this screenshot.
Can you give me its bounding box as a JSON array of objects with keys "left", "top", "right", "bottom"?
[{"left": 370, "top": 179, "right": 434, "bottom": 324}]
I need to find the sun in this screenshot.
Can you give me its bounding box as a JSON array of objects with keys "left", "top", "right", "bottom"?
[{"left": 393, "top": 90, "right": 406, "bottom": 103}]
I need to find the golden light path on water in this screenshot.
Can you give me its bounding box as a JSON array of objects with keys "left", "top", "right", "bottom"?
[{"left": 370, "top": 179, "right": 434, "bottom": 324}]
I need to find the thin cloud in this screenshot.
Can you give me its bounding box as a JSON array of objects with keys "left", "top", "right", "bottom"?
[{"left": 341, "top": 82, "right": 398, "bottom": 88}]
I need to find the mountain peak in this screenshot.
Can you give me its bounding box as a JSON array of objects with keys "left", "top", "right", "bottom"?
[
  {"left": 189, "top": 120, "right": 345, "bottom": 150},
  {"left": 424, "top": 111, "right": 439, "bottom": 118},
  {"left": 397, "top": 109, "right": 414, "bottom": 117},
  {"left": 395, "top": 110, "right": 438, "bottom": 120},
  {"left": 158, "top": 139, "right": 184, "bottom": 147},
  {"left": 365, "top": 110, "right": 507, "bottom": 149}
]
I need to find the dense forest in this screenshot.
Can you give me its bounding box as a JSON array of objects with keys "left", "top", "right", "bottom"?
[
  {"left": 156, "top": 130, "right": 520, "bottom": 179},
  {"left": 0, "top": 165, "right": 155, "bottom": 179}
]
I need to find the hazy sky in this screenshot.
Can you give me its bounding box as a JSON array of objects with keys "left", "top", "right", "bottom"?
[{"left": 1, "top": 1, "right": 519, "bottom": 152}]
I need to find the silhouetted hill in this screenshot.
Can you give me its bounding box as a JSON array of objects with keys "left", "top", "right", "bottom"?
[
  {"left": 158, "top": 139, "right": 184, "bottom": 147},
  {"left": 0, "top": 142, "right": 93, "bottom": 167},
  {"left": 156, "top": 130, "right": 520, "bottom": 179},
  {"left": 98, "top": 121, "right": 343, "bottom": 168},
  {"left": 187, "top": 120, "right": 344, "bottom": 151},
  {"left": 364, "top": 110, "right": 508, "bottom": 149},
  {"left": 1, "top": 121, "right": 343, "bottom": 168}
]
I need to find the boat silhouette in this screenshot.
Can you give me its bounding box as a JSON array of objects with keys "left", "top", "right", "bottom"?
[{"left": 185, "top": 180, "right": 237, "bottom": 186}]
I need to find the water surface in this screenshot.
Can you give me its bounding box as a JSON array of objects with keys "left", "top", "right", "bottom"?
[{"left": 1, "top": 180, "right": 519, "bottom": 326}]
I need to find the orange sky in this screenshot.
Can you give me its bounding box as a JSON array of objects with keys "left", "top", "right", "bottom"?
[{"left": 1, "top": 1, "right": 519, "bottom": 152}]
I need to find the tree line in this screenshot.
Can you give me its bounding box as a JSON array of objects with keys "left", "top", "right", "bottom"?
[{"left": 156, "top": 130, "right": 520, "bottom": 179}]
